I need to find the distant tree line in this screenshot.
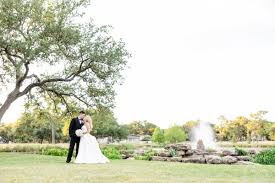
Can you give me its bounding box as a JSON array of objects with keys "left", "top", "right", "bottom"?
[{"left": 1, "top": 107, "right": 274, "bottom": 144}]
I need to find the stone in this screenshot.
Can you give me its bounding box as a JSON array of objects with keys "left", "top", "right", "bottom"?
[
  {"left": 221, "top": 150, "right": 238, "bottom": 156},
  {"left": 193, "top": 150, "right": 209, "bottom": 156},
  {"left": 196, "top": 139, "right": 205, "bottom": 151},
  {"left": 151, "top": 156, "right": 168, "bottom": 161},
  {"left": 120, "top": 150, "right": 134, "bottom": 159},
  {"left": 248, "top": 149, "right": 256, "bottom": 155},
  {"left": 177, "top": 151, "right": 186, "bottom": 157},
  {"left": 167, "top": 157, "right": 182, "bottom": 162},
  {"left": 164, "top": 143, "right": 191, "bottom": 151},
  {"left": 126, "top": 157, "right": 135, "bottom": 160},
  {"left": 185, "top": 150, "right": 194, "bottom": 156},
  {"left": 134, "top": 149, "right": 145, "bottom": 156},
  {"left": 166, "top": 157, "right": 182, "bottom": 162},
  {"left": 158, "top": 150, "right": 172, "bottom": 157},
  {"left": 236, "top": 156, "right": 251, "bottom": 161},
  {"left": 182, "top": 155, "right": 206, "bottom": 164},
  {"left": 222, "top": 156, "right": 238, "bottom": 164},
  {"left": 205, "top": 155, "right": 223, "bottom": 164},
  {"left": 121, "top": 154, "right": 127, "bottom": 159}
]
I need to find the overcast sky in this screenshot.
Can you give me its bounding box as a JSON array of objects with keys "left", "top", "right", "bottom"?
[{"left": 2, "top": 0, "right": 275, "bottom": 128}]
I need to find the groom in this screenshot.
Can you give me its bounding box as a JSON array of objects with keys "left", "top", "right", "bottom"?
[{"left": 66, "top": 111, "right": 85, "bottom": 163}]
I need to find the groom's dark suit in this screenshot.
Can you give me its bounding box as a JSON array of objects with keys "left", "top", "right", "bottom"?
[{"left": 66, "top": 117, "right": 84, "bottom": 162}]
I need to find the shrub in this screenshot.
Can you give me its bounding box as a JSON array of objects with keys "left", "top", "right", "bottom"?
[
  {"left": 234, "top": 147, "right": 248, "bottom": 156},
  {"left": 152, "top": 127, "right": 165, "bottom": 144},
  {"left": 102, "top": 147, "right": 122, "bottom": 159},
  {"left": 134, "top": 149, "right": 156, "bottom": 161},
  {"left": 164, "top": 125, "right": 187, "bottom": 143},
  {"left": 253, "top": 148, "right": 275, "bottom": 165},
  {"left": 0, "top": 144, "right": 69, "bottom": 156},
  {"left": 169, "top": 149, "right": 177, "bottom": 157},
  {"left": 41, "top": 148, "right": 68, "bottom": 156}
]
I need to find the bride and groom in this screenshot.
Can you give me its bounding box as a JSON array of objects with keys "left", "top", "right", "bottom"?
[{"left": 66, "top": 111, "right": 110, "bottom": 164}]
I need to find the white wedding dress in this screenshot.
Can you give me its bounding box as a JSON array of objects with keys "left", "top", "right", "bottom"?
[{"left": 74, "top": 125, "right": 110, "bottom": 164}]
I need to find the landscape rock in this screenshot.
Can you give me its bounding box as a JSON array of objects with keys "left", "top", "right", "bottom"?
[
  {"left": 193, "top": 150, "right": 210, "bottom": 156},
  {"left": 167, "top": 157, "right": 182, "bottom": 162},
  {"left": 236, "top": 156, "right": 251, "bottom": 161},
  {"left": 196, "top": 139, "right": 205, "bottom": 151},
  {"left": 134, "top": 149, "right": 145, "bottom": 156},
  {"left": 151, "top": 156, "right": 168, "bottom": 161},
  {"left": 158, "top": 150, "right": 172, "bottom": 157},
  {"left": 182, "top": 155, "right": 206, "bottom": 164},
  {"left": 126, "top": 157, "right": 135, "bottom": 160},
  {"left": 248, "top": 149, "right": 256, "bottom": 155},
  {"left": 205, "top": 155, "right": 223, "bottom": 164},
  {"left": 221, "top": 150, "right": 238, "bottom": 156},
  {"left": 185, "top": 150, "right": 194, "bottom": 156},
  {"left": 222, "top": 156, "right": 238, "bottom": 164},
  {"left": 164, "top": 143, "right": 191, "bottom": 151}
]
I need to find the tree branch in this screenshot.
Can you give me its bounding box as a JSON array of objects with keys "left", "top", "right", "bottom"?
[
  {"left": 17, "top": 61, "right": 30, "bottom": 87},
  {"left": 40, "top": 86, "right": 93, "bottom": 108}
]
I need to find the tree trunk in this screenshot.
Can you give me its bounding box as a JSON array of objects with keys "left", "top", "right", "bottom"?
[
  {"left": 51, "top": 124, "right": 55, "bottom": 144},
  {"left": 0, "top": 90, "right": 19, "bottom": 123}
]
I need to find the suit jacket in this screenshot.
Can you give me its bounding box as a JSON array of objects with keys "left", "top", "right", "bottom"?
[{"left": 69, "top": 117, "right": 84, "bottom": 139}]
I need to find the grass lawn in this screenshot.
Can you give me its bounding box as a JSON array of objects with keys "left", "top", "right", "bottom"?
[{"left": 0, "top": 153, "right": 275, "bottom": 183}]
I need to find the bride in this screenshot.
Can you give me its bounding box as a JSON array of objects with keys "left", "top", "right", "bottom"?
[{"left": 74, "top": 115, "right": 110, "bottom": 164}]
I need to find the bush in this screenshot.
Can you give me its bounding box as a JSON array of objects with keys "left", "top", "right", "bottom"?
[
  {"left": 0, "top": 144, "right": 70, "bottom": 157},
  {"left": 41, "top": 148, "right": 68, "bottom": 156},
  {"left": 164, "top": 125, "right": 187, "bottom": 143},
  {"left": 234, "top": 147, "right": 248, "bottom": 156},
  {"left": 152, "top": 127, "right": 165, "bottom": 144},
  {"left": 102, "top": 147, "right": 122, "bottom": 159},
  {"left": 169, "top": 149, "right": 177, "bottom": 157},
  {"left": 253, "top": 148, "right": 275, "bottom": 165},
  {"left": 134, "top": 149, "right": 156, "bottom": 161}
]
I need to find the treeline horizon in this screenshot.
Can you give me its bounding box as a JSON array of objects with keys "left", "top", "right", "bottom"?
[{"left": 0, "top": 109, "right": 275, "bottom": 144}]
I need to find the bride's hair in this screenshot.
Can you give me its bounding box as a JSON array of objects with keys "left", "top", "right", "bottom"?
[{"left": 84, "top": 115, "right": 93, "bottom": 130}]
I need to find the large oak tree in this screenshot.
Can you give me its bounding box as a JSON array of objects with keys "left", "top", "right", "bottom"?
[{"left": 0, "top": 0, "right": 130, "bottom": 122}]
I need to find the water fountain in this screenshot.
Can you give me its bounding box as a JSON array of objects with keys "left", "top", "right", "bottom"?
[{"left": 190, "top": 121, "right": 217, "bottom": 150}]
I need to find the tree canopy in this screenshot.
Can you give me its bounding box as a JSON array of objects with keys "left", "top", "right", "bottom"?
[{"left": 0, "top": 0, "right": 130, "bottom": 122}]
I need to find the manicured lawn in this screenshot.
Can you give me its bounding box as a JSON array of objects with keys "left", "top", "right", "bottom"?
[{"left": 0, "top": 153, "right": 275, "bottom": 183}]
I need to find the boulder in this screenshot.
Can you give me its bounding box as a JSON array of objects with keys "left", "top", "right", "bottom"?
[
  {"left": 126, "top": 157, "right": 135, "bottom": 160},
  {"left": 121, "top": 154, "right": 127, "bottom": 159},
  {"left": 120, "top": 150, "right": 134, "bottom": 159},
  {"left": 196, "top": 139, "right": 205, "bottom": 151},
  {"left": 222, "top": 156, "right": 238, "bottom": 164},
  {"left": 205, "top": 155, "right": 223, "bottom": 164},
  {"left": 177, "top": 150, "right": 194, "bottom": 157},
  {"left": 134, "top": 149, "right": 145, "bottom": 156},
  {"left": 151, "top": 156, "right": 168, "bottom": 161},
  {"left": 248, "top": 149, "right": 256, "bottom": 155},
  {"left": 185, "top": 150, "right": 194, "bottom": 156},
  {"left": 167, "top": 157, "right": 182, "bottom": 162},
  {"left": 164, "top": 143, "right": 191, "bottom": 151},
  {"left": 177, "top": 151, "right": 186, "bottom": 157},
  {"left": 182, "top": 155, "right": 206, "bottom": 164},
  {"left": 158, "top": 151, "right": 172, "bottom": 157},
  {"left": 221, "top": 150, "right": 238, "bottom": 156},
  {"left": 193, "top": 150, "right": 210, "bottom": 156},
  {"left": 236, "top": 156, "right": 251, "bottom": 161}
]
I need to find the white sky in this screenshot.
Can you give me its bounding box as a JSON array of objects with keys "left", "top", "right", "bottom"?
[{"left": 2, "top": 0, "right": 275, "bottom": 128}]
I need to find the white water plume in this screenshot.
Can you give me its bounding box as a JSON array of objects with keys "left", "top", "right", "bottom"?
[{"left": 190, "top": 121, "right": 217, "bottom": 149}]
